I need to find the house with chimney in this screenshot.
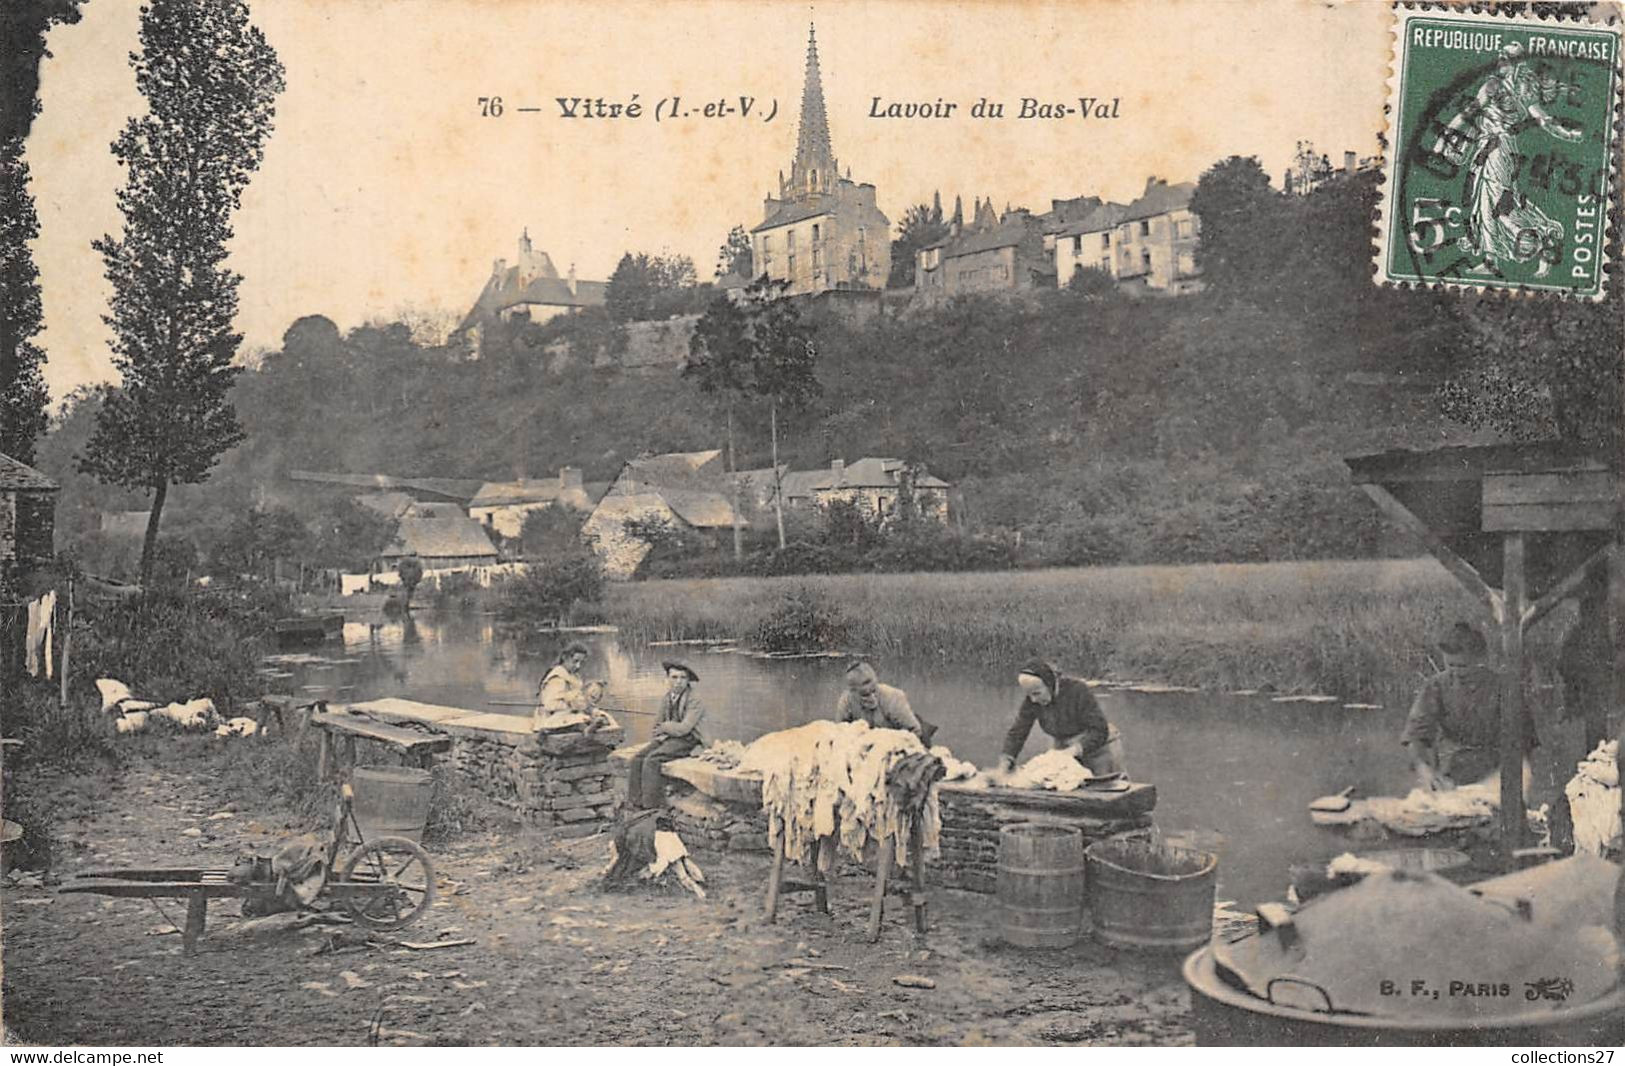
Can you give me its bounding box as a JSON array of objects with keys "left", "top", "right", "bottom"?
[
  {"left": 794, "top": 457, "right": 951, "bottom": 523},
  {"left": 751, "top": 26, "right": 890, "bottom": 296},
  {"left": 914, "top": 198, "right": 1055, "bottom": 301},
  {"left": 454, "top": 230, "right": 607, "bottom": 357},
  {"left": 1052, "top": 177, "right": 1202, "bottom": 295},
  {"left": 582, "top": 450, "right": 743, "bottom": 579},
  {"left": 467, "top": 467, "right": 609, "bottom": 540}
]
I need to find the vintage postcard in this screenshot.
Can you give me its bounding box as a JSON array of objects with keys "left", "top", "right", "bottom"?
[{"left": 2, "top": 0, "right": 1622, "bottom": 1052}]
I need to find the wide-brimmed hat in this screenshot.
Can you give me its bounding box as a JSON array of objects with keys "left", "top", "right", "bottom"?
[
  {"left": 661, "top": 660, "right": 700, "bottom": 682},
  {"left": 1436, "top": 621, "right": 1487, "bottom": 657}
]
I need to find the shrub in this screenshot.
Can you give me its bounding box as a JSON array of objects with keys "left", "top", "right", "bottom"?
[
  {"left": 68, "top": 585, "right": 284, "bottom": 708},
  {"left": 428, "top": 570, "right": 482, "bottom": 613},
  {"left": 499, "top": 550, "right": 606, "bottom": 625},
  {"left": 751, "top": 584, "right": 849, "bottom": 652}
]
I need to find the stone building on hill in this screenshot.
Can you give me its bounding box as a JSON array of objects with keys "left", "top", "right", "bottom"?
[
  {"left": 914, "top": 198, "right": 1055, "bottom": 301},
  {"left": 1052, "top": 177, "right": 1202, "bottom": 295},
  {"left": 456, "top": 230, "right": 606, "bottom": 356},
  {"left": 751, "top": 26, "right": 889, "bottom": 296}
]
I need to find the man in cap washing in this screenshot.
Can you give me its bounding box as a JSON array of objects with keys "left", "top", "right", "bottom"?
[
  {"left": 1401, "top": 621, "right": 1538, "bottom": 793},
  {"left": 991, "top": 659, "right": 1124, "bottom": 779}
]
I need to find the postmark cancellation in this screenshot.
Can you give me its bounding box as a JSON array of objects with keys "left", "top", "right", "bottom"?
[{"left": 1377, "top": 4, "right": 1623, "bottom": 298}]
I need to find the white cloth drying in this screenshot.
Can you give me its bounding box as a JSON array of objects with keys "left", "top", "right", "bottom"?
[
  {"left": 24, "top": 591, "right": 54, "bottom": 678},
  {"left": 1566, "top": 739, "right": 1621, "bottom": 857},
  {"left": 735, "top": 720, "right": 942, "bottom": 872}
]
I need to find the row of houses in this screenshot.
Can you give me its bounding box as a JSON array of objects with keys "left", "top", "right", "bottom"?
[
  {"left": 291, "top": 450, "right": 952, "bottom": 582},
  {"left": 915, "top": 176, "right": 1203, "bottom": 301}
]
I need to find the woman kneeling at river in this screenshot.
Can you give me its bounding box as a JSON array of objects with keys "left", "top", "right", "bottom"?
[{"left": 625, "top": 661, "right": 706, "bottom": 811}]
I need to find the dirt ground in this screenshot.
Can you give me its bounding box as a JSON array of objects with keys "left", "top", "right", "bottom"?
[{"left": 2, "top": 750, "right": 1195, "bottom": 1047}]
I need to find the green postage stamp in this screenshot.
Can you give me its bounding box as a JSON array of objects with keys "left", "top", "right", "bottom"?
[{"left": 1379, "top": 6, "right": 1622, "bottom": 297}]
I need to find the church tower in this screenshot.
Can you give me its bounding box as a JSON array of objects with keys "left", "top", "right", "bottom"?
[
  {"left": 752, "top": 23, "right": 889, "bottom": 295},
  {"left": 782, "top": 25, "right": 838, "bottom": 201}
]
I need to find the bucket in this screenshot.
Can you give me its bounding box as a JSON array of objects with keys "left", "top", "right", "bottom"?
[
  {"left": 1085, "top": 837, "right": 1217, "bottom": 952},
  {"left": 996, "top": 823, "right": 1087, "bottom": 948},
  {"left": 350, "top": 767, "right": 433, "bottom": 843}
]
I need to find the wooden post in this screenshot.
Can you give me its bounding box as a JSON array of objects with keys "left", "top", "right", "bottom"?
[
  {"left": 183, "top": 891, "right": 207, "bottom": 956},
  {"left": 764, "top": 837, "right": 786, "bottom": 922},
  {"left": 58, "top": 577, "right": 72, "bottom": 709},
  {"left": 867, "top": 838, "right": 893, "bottom": 942},
  {"left": 1499, "top": 533, "right": 1528, "bottom": 863}
]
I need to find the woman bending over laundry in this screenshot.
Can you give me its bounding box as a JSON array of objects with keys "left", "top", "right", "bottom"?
[{"left": 989, "top": 658, "right": 1125, "bottom": 780}]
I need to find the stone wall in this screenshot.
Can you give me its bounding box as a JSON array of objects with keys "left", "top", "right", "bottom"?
[
  {"left": 609, "top": 744, "right": 1157, "bottom": 889},
  {"left": 933, "top": 786, "right": 1154, "bottom": 893},
  {"left": 341, "top": 699, "right": 624, "bottom": 829}
]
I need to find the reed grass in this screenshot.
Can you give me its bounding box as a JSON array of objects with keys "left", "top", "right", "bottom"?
[{"left": 599, "top": 559, "right": 1576, "bottom": 708}]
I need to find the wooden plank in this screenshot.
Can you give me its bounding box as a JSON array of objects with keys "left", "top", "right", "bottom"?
[
  {"left": 939, "top": 780, "right": 1158, "bottom": 819},
  {"left": 310, "top": 712, "right": 452, "bottom": 751},
  {"left": 1483, "top": 472, "right": 1615, "bottom": 505},
  {"left": 1523, "top": 544, "right": 1614, "bottom": 630},
  {"left": 1360, "top": 484, "right": 1504, "bottom": 624},
  {"left": 59, "top": 881, "right": 243, "bottom": 899},
  {"left": 1482, "top": 501, "right": 1614, "bottom": 533},
  {"left": 1499, "top": 533, "right": 1529, "bottom": 864}
]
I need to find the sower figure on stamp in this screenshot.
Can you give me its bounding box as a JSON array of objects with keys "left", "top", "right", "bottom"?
[
  {"left": 625, "top": 661, "right": 706, "bottom": 811},
  {"left": 1430, "top": 42, "right": 1583, "bottom": 278}
]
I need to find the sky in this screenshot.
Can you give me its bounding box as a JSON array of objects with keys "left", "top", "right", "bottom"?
[{"left": 27, "top": 0, "right": 1392, "bottom": 399}]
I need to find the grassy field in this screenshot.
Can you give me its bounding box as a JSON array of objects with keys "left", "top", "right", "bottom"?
[{"left": 598, "top": 559, "right": 1576, "bottom": 709}]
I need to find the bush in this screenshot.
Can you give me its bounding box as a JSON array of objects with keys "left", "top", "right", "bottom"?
[
  {"left": 428, "top": 570, "right": 482, "bottom": 613},
  {"left": 499, "top": 550, "right": 606, "bottom": 625},
  {"left": 68, "top": 585, "right": 285, "bottom": 708},
  {"left": 750, "top": 584, "right": 849, "bottom": 652}
]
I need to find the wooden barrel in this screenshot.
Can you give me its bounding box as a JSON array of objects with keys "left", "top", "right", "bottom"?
[
  {"left": 351, "top": 767, "right": 433, "bottom": 843},
  {"left": 996, "top": 823, "right": 1087, "bottom": 948},
  {"left": 1086, "top": 837, "right": 1217, "bottom": 952}
]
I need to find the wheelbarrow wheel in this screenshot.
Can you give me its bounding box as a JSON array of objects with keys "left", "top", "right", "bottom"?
[{"left": 339, "top": 835, "right": 435, "bottom": 930}]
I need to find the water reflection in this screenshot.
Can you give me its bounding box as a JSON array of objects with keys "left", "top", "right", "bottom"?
[{"left": 278, "top": 614, "right": 1437, "bottom": 906}]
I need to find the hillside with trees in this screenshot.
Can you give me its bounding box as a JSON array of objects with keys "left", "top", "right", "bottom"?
[{"left": 31, "top": 160, "right": 1621, "bottom": 575}]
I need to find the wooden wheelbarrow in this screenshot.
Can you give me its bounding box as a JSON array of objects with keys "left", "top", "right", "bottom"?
[{"left": 60, "top": 783, "right": 435, "bottom": 956}]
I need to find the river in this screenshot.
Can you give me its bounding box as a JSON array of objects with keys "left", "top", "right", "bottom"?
[{"left": 270, "top": 612, "right": 1514, "bottom": 908}]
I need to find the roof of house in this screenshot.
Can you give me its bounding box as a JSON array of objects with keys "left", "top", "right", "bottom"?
[
  {"left": 0, "top": 453, "right": 58, "bottom": 491},
  {"left": 1056, "top": 202, "right": 1131, "bottom": 238},
  {"left": 383, "top": 515, "right": 499, "bottom": 560},
  {"left": 357, "top": 492, "right": 415, "bottom": 519},
  {"left": 470, "top": 480, "right": 564, "bottom": 508},
  {"left": 405, "top": 501, "right": 467, "bottom": 519},
  {"left": 624, "top": 450, "right": 724, "bottom": 484},
  {"left": 456, "top": 267, "right": 607, "bottom": 334},
  {"left": 803, "top": 458, "right": 951, "bottom": 492},
  {"left": 1120, "top": 180, "right": 1196, "bottom": 223},
  {"left": 1039, "top": 195, "right": 1106, "bottom": 234},
  {"left": 659, "top": 489, "right": 739, "bottom": 529},
  {"left": 752, "top": 199, "right": 833, "bottom": 233},
  {"left": 470, "top": 478, "right": 610, "bottom": 510},
  {"left": 290, "top": 470, "right": 482, "bottom": 503}
]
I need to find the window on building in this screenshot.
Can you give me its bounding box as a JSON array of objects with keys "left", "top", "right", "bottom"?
[
  {"left": 787, "top": 230, "right": 796, "bottom": 251},
  {"left": 1100, "top": 256, "right": 1112, "bottom": 273},
  {"left": 1100, "top": 233, "right": 1111, "bottom": 250},
  {"left": 788, "top": 253, "right": 796, "bottom": 274},
  {"left": 1142, "top": 248, "right": 1152, "bottom": 273},
  {"left": 1140, "top": 219, "right": 1151, "bottom": 236},
  {"left": 1120, "top": 224, "right": 1133, "bottom": 243},
  {"left": 812, "top": 223, "right": 821, "bottom": 242},
  {"left": 813, "top": 247, "right": 822, "bottom": 270},
  {"left": 1178, "top": 251, "right": 1197, "bottom": 276},
  {"left": 1176, "top": 218, "right": 1195, "bottom": 239},
  {"left": 1073, "top": 236, "right": 1082, "bottom": 255}
]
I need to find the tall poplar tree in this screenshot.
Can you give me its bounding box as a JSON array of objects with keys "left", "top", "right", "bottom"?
[
  {"left": 79, "top": 0, "right": 284, "bottom": 583},
  {"left": 1, "top": 0, "right": 87, "bottom": 462}
]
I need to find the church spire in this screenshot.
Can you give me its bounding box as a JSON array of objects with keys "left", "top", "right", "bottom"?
[{"left": 787, "top": 23, "right": 838, "bottom": 199}]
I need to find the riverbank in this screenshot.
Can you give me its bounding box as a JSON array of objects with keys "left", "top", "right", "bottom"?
[
  {"left": 2, "top": 740, "right": 1192, "bottom": 1046},
  {"left": 597, "top": 560, "right": 1576, "bottom": 710}
]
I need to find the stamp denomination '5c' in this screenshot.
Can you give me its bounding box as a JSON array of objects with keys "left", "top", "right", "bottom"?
[{"left": 1378, "top": 7, "right": 1622, "bottom": 297}]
